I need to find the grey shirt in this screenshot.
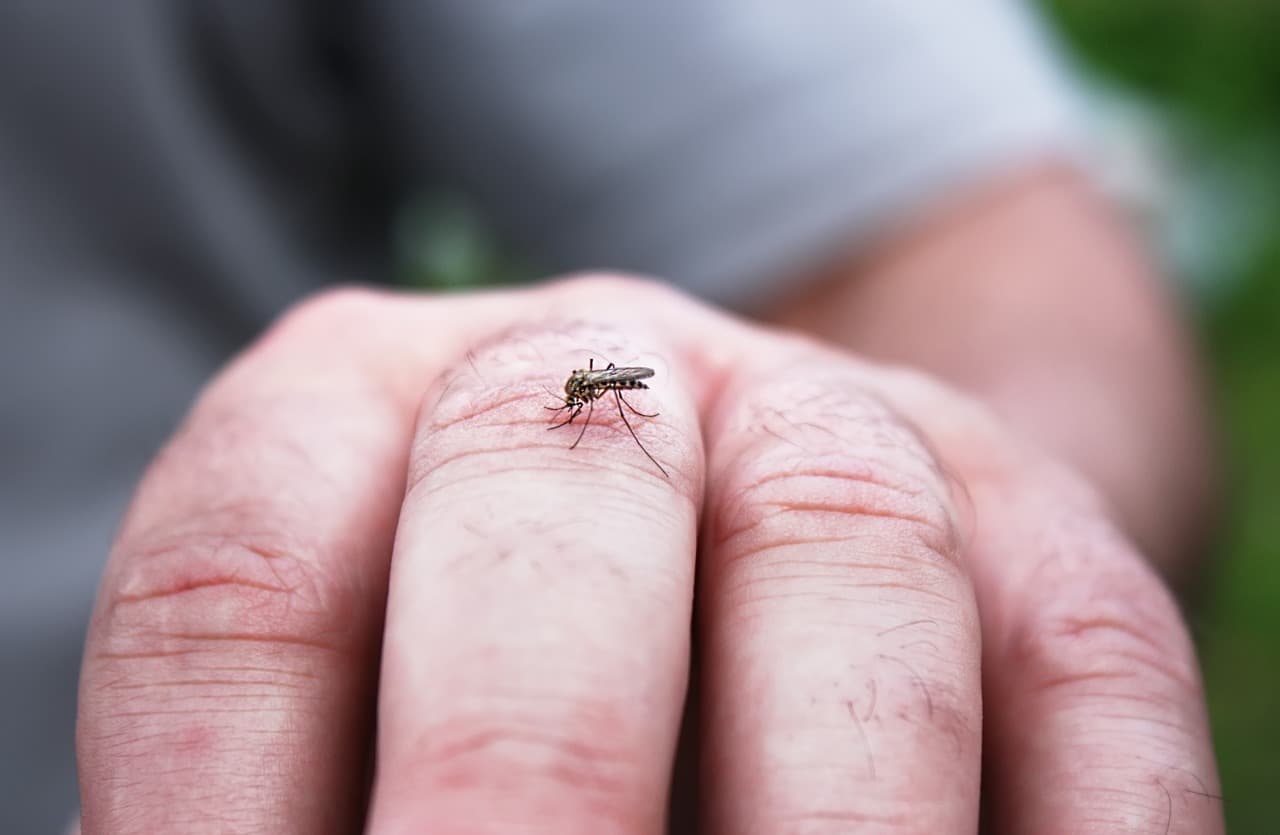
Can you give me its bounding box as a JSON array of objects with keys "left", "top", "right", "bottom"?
[{"left": 0, "top": 2, "right": 1081, "bottom": 830}]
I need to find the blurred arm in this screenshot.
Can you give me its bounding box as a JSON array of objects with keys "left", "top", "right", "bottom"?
[{"left": 766, "top": 164, "right": 1218, "bottom": 584}]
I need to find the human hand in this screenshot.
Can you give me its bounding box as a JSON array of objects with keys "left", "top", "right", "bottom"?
[{"left": 76, "top": 276, "right": 1223, "bottom": 833}]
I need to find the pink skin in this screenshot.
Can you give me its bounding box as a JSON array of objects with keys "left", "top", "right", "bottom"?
[{"left": 75, "top": 276, "right": 1221, "bottom": 834}]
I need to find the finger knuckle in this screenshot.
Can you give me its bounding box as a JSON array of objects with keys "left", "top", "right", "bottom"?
[
  {"left": 408, "top": 377, "right": 559, "bottom": 495},
  {"left": 402, "top": 704, "right": 649, "bottom": 828},
  {"left": 776, "top": 808, "right": 909, "bottom": 834},
  {"left": 1004, "top": 528, "right": 1198, "bottom": 699},
  {"left": 722, "top": 458, "right": 955, "bottom": 560},
  {"left": 95, "top": 528, "right": 359, "bottom": 668},
  {"left": 712, "top": 468, "right": 968, "bottom": 644},
  {"left": 410, "top": 324, "right": 684, "bottom": 491},
  {"left": 225, "top": 285, "right": 409, "bottom": 384},
  {"left": 80, "top": 530, "right": 369, "bottom": 827},
  {"left": 713, "top": 384, "right": 961, "bottom": 579}
]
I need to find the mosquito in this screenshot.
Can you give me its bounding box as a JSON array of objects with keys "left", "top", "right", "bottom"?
[{"left": 546, "top": 358, "right": 669, "bottom": 478}]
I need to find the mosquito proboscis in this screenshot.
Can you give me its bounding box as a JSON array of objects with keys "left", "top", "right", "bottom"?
[{"left": 545, "top": 358, "right": 669, "bottom": 478}]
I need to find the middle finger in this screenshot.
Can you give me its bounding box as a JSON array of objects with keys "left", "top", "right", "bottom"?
[{"left": 368, "top": 323, "right": 703, "bottom": 834}]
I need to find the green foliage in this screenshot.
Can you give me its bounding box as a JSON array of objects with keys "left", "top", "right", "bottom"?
[
  {"left": 1046, "top": 0, "right": 1280, "bottom": 143},
  {"left": 396, "top": 194, "right": 532, "bottom": 291},
  {"left": 1200, "top": 239, "right": 1280, "bottom": 830}
]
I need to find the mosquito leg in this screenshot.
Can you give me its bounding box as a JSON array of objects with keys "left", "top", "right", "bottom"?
[
  {"left": 569, "top": 399, "right": 594, "bottom": 449},
  {"left": 617, "top": 390, "right": 659, "bottom": 419},
  {"left": 548, "top": 404, "right": 581, "bottom": 430},
  {"left": 613, "top": 389, "right": 669, "bottom": 477}
]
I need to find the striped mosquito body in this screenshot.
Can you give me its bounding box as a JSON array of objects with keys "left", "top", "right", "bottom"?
[{"left": 546, "top": 358, "right": 669, "bottom": 477}]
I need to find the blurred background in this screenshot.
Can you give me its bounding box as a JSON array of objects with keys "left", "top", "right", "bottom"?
[
  {"left": 1043, "top": 3, "right": 1280, "bottom": 829},
  {"left": 400, "top": 3, "right": 1280, "bottom": 829}
]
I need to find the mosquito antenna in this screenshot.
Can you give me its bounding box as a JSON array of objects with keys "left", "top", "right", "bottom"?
[
  {"left": 542, "top": 376, "right": 571, "bottom": 411},
  {"left": 613, "top": 389, "right": 669, "bottom": 477}
]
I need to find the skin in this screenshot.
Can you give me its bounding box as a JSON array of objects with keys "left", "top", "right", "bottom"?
[
  {"left": 769, "top": 165, "right": 1217, "bottom": 586},
  {"left": 75, "top": 209, "right": 1224, "bottom": 831}
]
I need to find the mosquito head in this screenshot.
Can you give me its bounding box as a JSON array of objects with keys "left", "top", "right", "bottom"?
[{"left": 565, "top": 369, "right": 590, "bottom": 400}]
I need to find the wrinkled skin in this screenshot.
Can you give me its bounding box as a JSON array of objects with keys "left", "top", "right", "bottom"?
[{"left": 76, "top": 277, "right": 1223, "bottom": 834}]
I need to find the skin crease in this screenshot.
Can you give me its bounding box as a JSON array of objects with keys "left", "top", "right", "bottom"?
[{"left": 73, "top": 164, "right": 1224, "bottom": 834}]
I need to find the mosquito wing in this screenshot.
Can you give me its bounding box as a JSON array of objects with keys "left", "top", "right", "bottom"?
[{"left": 587, "top": 365, "right": 655, "bottom": 386}]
